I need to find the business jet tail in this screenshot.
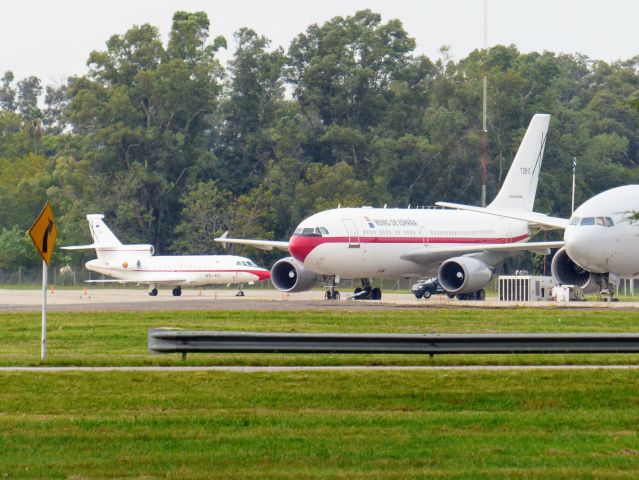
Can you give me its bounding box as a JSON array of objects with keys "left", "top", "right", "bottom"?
[{"left": 62, "top": 214, "right": 155, "bottom": 260}]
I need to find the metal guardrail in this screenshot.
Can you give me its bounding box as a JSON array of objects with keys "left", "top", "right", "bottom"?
[{"left": 148, "top": 329, "right": 639, "bottom": 358}]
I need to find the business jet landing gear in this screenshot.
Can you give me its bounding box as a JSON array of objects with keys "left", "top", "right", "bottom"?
[
  {"left": 324, "top": 277, "right": 340, "bottom": 300},
  {"left": 236, "top": 283, "right": 245, "bottom": 297},
  {"left": 353, "top": 279, "right": 382, "bottom": 300},
  {"left": 172, "top": 287, "right": 182, "bottom": 297},
  {"left": 149, "top": 287, "right": 158, "bottom": 296}
]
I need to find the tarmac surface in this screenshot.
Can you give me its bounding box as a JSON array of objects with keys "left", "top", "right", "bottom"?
[
  {"left": 1, "top": 365, "right": 638, "bottom": 372},
  {"left": 1, "top": 287, "right": 638, "bottom": 312}
]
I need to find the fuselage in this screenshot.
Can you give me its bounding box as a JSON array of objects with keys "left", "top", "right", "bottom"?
[
  {"left": 86, "top": 254, "right": 270, "bottom": 287},
  {"left": 288, "top": 207, "right": 532, "bottom": 278},
  {"left": 564, "top": 185, "right": 639, "bottom": 278}
]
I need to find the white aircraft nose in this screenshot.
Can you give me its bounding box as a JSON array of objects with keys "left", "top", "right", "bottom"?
[{"left": 564, "top": 226, "right": 592, "bottom": 268}]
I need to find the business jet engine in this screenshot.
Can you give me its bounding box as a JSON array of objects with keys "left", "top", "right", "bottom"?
[
  {"left": 551, "top": 247, "right": 595, "bottom": 290},
  {"left": 438, "top": 256, "right": 493, "bottom": 294},
  {"left": 120, "top": 244, "right": 155, "bottom": 256},
  {"left": 270, "top": 257, "right": 319, "bottom": 292}
]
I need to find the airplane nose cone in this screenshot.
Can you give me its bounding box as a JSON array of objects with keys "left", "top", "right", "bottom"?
[
  {"left": 289, "top": 235, "right": 320, "bottom": 263},
  {"left": 564, "top": 226, "right": 591, "bottom": 267}
]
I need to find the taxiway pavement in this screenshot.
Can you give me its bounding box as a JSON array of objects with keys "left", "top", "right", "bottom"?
[{"left": 0, "top": 287, "right": 637, "bottom": 312}]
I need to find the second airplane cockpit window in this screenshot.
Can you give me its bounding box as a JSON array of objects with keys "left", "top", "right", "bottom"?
[{"left": 575, "top": 217, "right": 614, "bottom": 227}]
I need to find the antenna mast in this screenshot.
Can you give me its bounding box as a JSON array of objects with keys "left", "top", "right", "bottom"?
[{"left": 481, "top": 0, "right": 488, "bottom": 207}]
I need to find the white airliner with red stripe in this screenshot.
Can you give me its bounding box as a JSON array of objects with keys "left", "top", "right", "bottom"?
[
  {"left": 63, "top": 215, "right": 270, "bottom": 296},
  {"left": 217, "top": 114, "right": 563, "bottom": 300}
]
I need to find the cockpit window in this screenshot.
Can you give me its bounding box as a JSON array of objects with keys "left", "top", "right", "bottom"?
[
  {"left": 580, "top": 217, "right": 595, "bottom": 226},
  {"left": 294, "top": 227, "right": 328, "bottom": 237},
  {"left": 605, "top": 217, "right": 614, "bottom": 227},
  {"left": 595, "top": 217, "right": 606, "bottom": 226},
  {"left": 569, "top": 217, "right": 581, "bottom": 226}
]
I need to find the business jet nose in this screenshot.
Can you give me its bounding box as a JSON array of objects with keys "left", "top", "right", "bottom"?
[
  {"left": 564, "top": 226, "right": 591, "bottom": 266},
  {"left": 256, "top": 269, "right": 271, "bottom": 282}
]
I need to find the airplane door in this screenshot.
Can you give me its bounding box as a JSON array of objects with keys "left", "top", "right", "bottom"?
[
  {"left": 341, "top": 219, "right": 360, "bottom": 248},
  {"left": 420, "top": 226, "right": 428, "bottom": 245}
]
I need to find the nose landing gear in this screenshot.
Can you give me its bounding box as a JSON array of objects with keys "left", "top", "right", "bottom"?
[{"left": 324, "top": 277, "right": 340, "bottom": 300}]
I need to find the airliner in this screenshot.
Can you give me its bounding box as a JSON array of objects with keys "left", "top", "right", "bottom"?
[
  {"left": 437, "top": 182, "right": 639, "bottom": 298},
  {"left": 63, "top": 215, "right": 270, "bottom": 296},
  {"left": 217, "top": 114, "right": 563, "bottom": 300}
]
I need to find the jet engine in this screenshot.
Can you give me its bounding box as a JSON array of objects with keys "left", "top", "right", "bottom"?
[
  {"left": 120, "top": 244, "right": 155, "bottom": 256},
  {"left": 95, "top": 244, "right": 154, "bottom": 262},
  {"left": 270, "top": 257, "right": 318, "bottom": 292},
  {"left": 438, "top": 256, "right": 493, "bottom": 294},
  {"left": 551, "top": 247, "right": 594, "bottom": 290}
]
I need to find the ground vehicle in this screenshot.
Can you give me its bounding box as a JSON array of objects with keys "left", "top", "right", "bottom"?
[{"left": 411, "top": 278, "right": 446, "bottom": 299}]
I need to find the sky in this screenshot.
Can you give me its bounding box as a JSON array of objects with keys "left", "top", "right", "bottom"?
[{"left": 2, "top": 0, "right": 638, "bottom": 86}]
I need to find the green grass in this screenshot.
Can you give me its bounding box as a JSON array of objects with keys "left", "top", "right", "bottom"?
[
  {"left": 1, "top": 369, "right": 638, "bottom": 478},
  {"left": 2, "top": 308, "right": 639, "bottom": 366}
]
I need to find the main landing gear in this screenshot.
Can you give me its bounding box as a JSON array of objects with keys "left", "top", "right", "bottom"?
[
  {"left": 455, "top": 289, "right": 485, "bottom": 301},
  {"left": 352, "top": 279, "right": 382, "bottom": 301},
  {"left": 149, "top": 287, "right": 158, "bottom": 297},
  {"left": 172, "top": 286, "right": 182, "bottom": 297}
]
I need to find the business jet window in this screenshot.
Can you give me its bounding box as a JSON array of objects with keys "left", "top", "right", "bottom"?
[
  {"left": 569, "top": 217, "right": 581, "bottom": 226},
  {"left": 580, "top": 217, "right": 595, "bottom": 226}
]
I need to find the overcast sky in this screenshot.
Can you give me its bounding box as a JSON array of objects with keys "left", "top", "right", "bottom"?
[{"left": 2, "top": 0, "right": 638, "bottom": 86}]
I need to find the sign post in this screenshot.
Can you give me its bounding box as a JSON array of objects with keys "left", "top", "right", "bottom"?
[{"left": 28, "top": 202, "right": 57, "bottom": 361}]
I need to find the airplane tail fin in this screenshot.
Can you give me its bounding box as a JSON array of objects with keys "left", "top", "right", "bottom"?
[
  {"left": 62, "top": 214, "right": 121, "bottom": 260},
  {"left": 86, "top": 214, "right": 122, "bottom": 249},
  {"left": 488, "top": 114, "right": 550, "bottom": 211},
  {"left": 62, "top": 214, "right": 155, "bottom": 261}
]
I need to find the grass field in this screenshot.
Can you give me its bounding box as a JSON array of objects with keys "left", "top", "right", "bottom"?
[
  {"left": 1, "top": 369, "right": 638, "bottom": 478},
  {"left": 1, "top": 308, "right": 639, "bottom": 366},
  {"left": 2, "top": 309, "right": 639, "bottom": 478}
]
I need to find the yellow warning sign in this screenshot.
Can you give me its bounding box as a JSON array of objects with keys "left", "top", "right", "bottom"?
[{"left": 29, "top": 202, "right": 57, "bottom": 265}]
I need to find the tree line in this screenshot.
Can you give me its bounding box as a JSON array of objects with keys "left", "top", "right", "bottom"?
[{"left": 1, "top": 10, "right": 638, "bottom": 271}]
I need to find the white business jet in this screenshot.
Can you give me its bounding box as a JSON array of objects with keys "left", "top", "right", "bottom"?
[
  {"left": 217, "top": 114, "right": 563, "bottom": 300},
  {"left": 63, "top": 215, "right": 270, "bottom": 296}
]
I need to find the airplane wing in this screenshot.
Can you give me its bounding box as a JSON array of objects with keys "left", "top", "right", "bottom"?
[
  {"left": 215, "top": 231, "right": 289, "bottom": 252},
  {"left": 61, "top": 244, "right": 99, "bottom": 250},
  {"left": 401, "top": 241, "right": 564, "bottom": 264},
  {"left": 435, "top": 202, "right": 569, "bottom": 230}
]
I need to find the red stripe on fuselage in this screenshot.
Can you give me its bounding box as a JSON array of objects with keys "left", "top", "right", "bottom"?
[{"left": 288, "top": 234, "right": 530, "bottom": 262}]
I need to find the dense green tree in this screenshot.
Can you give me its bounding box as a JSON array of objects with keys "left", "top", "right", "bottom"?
[
  {"left": 67, "top": 11, "right": 226, "bottom": 251},
  {"left": 215, "top": 28, "right": 286, "bottom": 193},
  {"left": 287, "top": 10, "right": 416, "bottom": 169},
  {"left": 16, "top": 76, "right": 42, "bottom": 118},
  {"left": 0, "top": 71, "right": 16, "bottom": 112},
  {"left": 171, "top": 180, "right": 233, "bottom": 254}
]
